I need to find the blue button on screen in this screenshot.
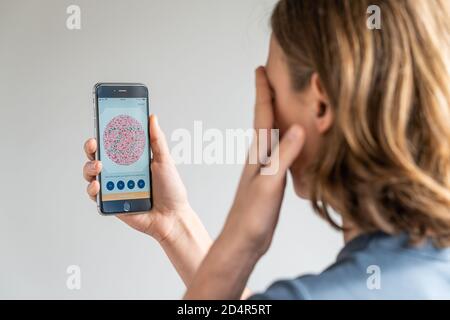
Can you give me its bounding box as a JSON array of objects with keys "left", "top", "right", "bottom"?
[
  {"left": 127, "top": 180, "right": 135, "bottom": 190},
  {"left": 106, "top": 181, "right": 115, "bottom": 191},
  {"left": 137, "top": 179, "right": 145, "bottom": 189},
  {"left": 117, "top": 180, "right": 125, "bottom": 190}
]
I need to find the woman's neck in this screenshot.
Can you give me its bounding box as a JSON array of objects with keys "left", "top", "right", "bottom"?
[{"left": 342, "top": 218, "right": 362, "bottom": 244}]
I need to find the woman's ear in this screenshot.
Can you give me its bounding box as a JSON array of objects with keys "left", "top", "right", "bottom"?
[{"left": 311, "top": 73, "right": 333, "bottom": 134}]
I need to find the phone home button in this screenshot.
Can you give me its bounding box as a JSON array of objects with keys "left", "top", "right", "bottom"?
[{"left": 123, "top": 202, "right": 131, "bottom": 212}]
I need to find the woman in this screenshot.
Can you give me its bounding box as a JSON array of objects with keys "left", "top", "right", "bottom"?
[{"left": 83, "top": 0, "right": 450, "bottom": 299}]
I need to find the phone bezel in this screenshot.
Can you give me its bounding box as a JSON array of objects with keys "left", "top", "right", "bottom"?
[{"left": 93, "top": 83, "right": 153, "bottom": 215}]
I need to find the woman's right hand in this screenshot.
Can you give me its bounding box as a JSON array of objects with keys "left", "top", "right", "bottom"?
[
  {"left": 83, "top": 115, "right": 212, "bottom": 286},
  {"left": 83, "top": 115, "right": 197, "bottom": 244}
]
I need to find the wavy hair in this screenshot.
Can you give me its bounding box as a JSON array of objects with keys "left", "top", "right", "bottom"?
[{"left": 272, "top": 0, "right": 450, "bottom": 245}]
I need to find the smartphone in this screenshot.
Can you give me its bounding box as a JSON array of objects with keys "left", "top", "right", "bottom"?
[{"left": 93, "top": 83, "right": 152, "bottom": 215}]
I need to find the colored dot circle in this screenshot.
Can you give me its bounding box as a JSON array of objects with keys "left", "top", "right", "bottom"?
[
  {"left": 127, "top": 180, "right": 135, "bottom": 190},
  {"left": 103, "top": 115, "right": 146, "bottom": 165}
]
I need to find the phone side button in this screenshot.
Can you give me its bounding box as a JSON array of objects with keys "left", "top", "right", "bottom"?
[{"left": 123, "top": 202, "right": 131, "bottom": 212}]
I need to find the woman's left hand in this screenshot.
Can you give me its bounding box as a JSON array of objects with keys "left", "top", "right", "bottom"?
[
  {"left": 222, "top": 66, "right": 305, "bottom": 256},
  {"left": 184, "top": 67, "right": 305, "bottom": 299}
]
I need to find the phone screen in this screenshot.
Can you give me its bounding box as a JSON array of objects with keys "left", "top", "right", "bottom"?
[{"left": 95, "top": 86, "right": 152, "bottom": 214}]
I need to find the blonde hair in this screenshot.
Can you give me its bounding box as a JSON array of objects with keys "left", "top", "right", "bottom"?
[{"left": 272, "top": 0, "right": 450, "bottom": 246}]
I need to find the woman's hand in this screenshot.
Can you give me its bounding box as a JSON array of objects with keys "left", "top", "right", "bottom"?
[
  {"left": 184, "top": 67, "right": 305, "bottom": 299},
  {"left": 83, "top": 115, "right": 212, "bottom": 286},
  {"left": 83, "top": 115, "right": 192, "bottom": 243},
  {"left": 83, "top": 115, "right": 255, "bottom": 296},
  {"left": 223, "top": 67, "right": 305, "bottom": 255}
]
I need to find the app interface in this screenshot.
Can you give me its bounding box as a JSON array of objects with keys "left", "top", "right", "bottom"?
[{"left": 98, "top": 97, "right": 151, "bottom": 202}]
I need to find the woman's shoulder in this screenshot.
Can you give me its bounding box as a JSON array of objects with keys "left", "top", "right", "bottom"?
[{"left": 250, "top": 232, "right": 450, "bottom": 300}]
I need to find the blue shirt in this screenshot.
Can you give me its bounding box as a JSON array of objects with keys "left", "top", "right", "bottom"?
[{"left": 250, "top": 232, "right": 450, "bottom": 299}]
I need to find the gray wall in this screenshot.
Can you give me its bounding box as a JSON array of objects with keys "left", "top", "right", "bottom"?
[{"left": 0, "top": 0, "right": 342, "bottom": 299}]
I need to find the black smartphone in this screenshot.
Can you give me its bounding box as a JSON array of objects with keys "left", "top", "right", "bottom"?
[{"left": 93, "top": 83, "right": 152, "bottom": 215}]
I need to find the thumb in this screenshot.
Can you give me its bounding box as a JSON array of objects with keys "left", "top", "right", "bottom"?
[
  {"left": 149, "top": 114, "right": 171, "bottom": 163},
  {"left": 268, "top": 125, "right": 305, "bottom": 179}
]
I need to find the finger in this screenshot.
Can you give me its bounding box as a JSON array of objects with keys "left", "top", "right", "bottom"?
[
  {"left": 87, "top": 180, "right": 100, "bottom": 202},
  {"left": 263, "top": 125, "right": 305, "bottom": 179},
  {"left": 254, "top": 66, "right": 274, "bottom": 152},
  {"left": 84, "top": 138, "right": 97, "bottom": 161},
  {"left": 149, "top": 114, "right": 171, "bottom": 163},
  {"left": 254, "top": 66, "right": 274, "bottom": 130},
  {"left": 83, "top": 160, "right": 102, "bottom": 182},
  {"left": 245, "top": 67, "right": 275, "bottom": 178}
]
